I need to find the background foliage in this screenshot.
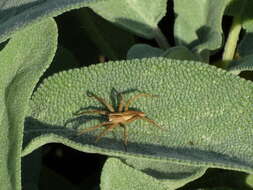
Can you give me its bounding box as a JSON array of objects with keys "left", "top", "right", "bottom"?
[{"left": 1, "top": 0, "right": 253, "bottom": 190}]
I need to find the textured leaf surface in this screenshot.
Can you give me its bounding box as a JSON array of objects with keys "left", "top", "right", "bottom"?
[
  {"left": 174, "top": 0, "right": 230, "bottom": 52},
  {"left": 89, "top": 0, "right": 167, "bottom": 38},
  {"left": 0, "top": 18, "right": 57, "bottom": 190},
  {"left": 23, "top": 58, "right": 253, "bottom": 174},
  {"left": 100, "top": 158, "right": 168, "bottom": 190},
  {"left": 123, "top": 158, "right": 207, "bottom": 189},
  {"left": 0, "top": 0, "right": 100, "bottom": 43}
]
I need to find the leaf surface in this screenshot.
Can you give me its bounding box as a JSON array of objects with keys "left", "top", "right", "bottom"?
[
  {"left": 0, "top": 0, "right": 99, "bottom": 43},
  {"left": 89, "top": 0, "right": 167, "bottom": 38},
  {"left": 174, "top": 0, "right": 230, "bottom": 52},
  {"left": 127, "top": 44, "right": 164, "bottom": 59},
  {"left": 100, "top": 158, "right": 168, "bottom": 190},
  {"left": 23, "top": 58, "right": 253, "bottom": 174},
  {"left": 123, "top": 158, "right": 207, "bottom": 189},
  {"left": 0, "top": 18, "right": 57, "bottom": 190},
  {"left": 228, "top": 54, "right": 253, "bottom": 74}
]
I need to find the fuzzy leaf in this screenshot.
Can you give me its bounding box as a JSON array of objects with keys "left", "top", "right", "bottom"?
[
  {"left": 89, "top": 0, "right": 167, "bottom": 39},
  {"left": 0, "top": 0, "right": 101, "bottom": 43},
  {"left": 23, "top": 58, "right": 253, "bottom": 174},
  {"left": 100, "top": 158, "right": 168, "bottom": 190},
  {"left": 174, "top": 0, "right": 230, "bottom": 52},
  {"left": 0, "top": 18, "right": 57, "bottom": 190},
  {"left": 123, "top": 158, "right": 207, "bottom": 189}
]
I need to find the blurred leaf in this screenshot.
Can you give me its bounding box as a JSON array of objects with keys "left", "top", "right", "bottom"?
[
  {"left": 174, "top": 0, "right": 230, "bottom": 52},
  {"left": 238, "top": 32, "right": 253, "bottom": 57},
  {"left": 0, "top": 18, "right": 57, "bottom": 190},
  {"left": 127, "top": 44, "right": 198, "bottom": 61},
  {"left": 225, "top": 0, "right": 253, "bottom": 30},
  {"left": 246, "top": 174, "right": 253, "bottom": 188},
  {"left": 89, "top": 0, "right": 167, "bottom": 39},
  {"left": 127, "top": 44, "right": 164, "bottom": 59},
  {"left": 77, "top": 8, "right": 135, "bottom": 60},
  {"left": 0, "top": 0, "right": 105, "bottom": 43},
  {"left": 226, "top": 0, "right": 253, "bottom": 59},
  {"left": 23, "top": 58, "right": 253, "bottom": 175},
  {"left": 162, "top": 46, "right": 199, "bottom": 61},
  {"left": 227, "top": 54, "right": 253, "bottom": 74}
]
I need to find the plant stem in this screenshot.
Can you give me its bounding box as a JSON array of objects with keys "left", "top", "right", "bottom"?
[
  {"left": 222, "top": 16, "right": 242, "bottom": 63},
  {"left": 153, "top": 27, "right": 170, "bottom": 49}
]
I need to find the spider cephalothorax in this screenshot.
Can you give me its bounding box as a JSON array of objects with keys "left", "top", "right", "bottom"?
[{"left": 75, "top": 92, "right": 164, "bottom": 148}]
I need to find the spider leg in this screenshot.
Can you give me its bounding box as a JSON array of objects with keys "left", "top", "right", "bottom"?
[
  {"left": 120, "top": 124, "right": 128, "bottom": 149},
  {"left": 95, "top": 123, "right": 119, "bottom": 143},
  {"left": 77, "top": 121, "right": 112, "bottom": 136},
  {"left": 75, "top": 110, "right": 108, "bottom": 115},
  {"left": 125, "top": 93, "right": 158, "bottom": 111},
  {"left": 139, "top": 116, "right": 166, "bottom": 131},
  {"left": 88, "top": 93, "right": 115, "bottom": 112},
  {"left": 118, "top": 93, "right": 125, "bottom": 112}
]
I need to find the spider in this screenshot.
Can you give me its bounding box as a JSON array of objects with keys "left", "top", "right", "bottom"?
[{"left": 75, "top": 92, "right": 164, "bottom": 148}]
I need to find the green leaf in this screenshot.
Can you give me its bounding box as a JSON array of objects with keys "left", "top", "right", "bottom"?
[
  {"left": 225, "top": 0, "right": 253, "bottom": 58},
  {"left": 162, "top": 46, "right": 199, "bottom": 61},
  {"left": 246, "top": 174, "right": 253, "bottom": 188},
  {"left": 76, "top": 8, "right": 135, "bottom": 60},
  {"left": 0, "top": 18, "right": 57, "bottom": 190},
  {"left": 174, "top": 0, "right": 230, "bottom": 52},
  {"left": 227, "top": 54, "right": 253, "bottom": 74},
  {"left": 124, "top": 158, "right": 207, "bottom": 189},
  {"left": 0, "top": 0, "right": 101, "bottom": 43},
  {"left": 225, "top": 0, "right": 253, "bottom": 30},
  {"left": 238, "top": 33, "right": 253, "bottom": 57},
  {"left": 23, "top": 58, "right": 253, "bottom": 174},
  {"left": 100, "top": 158, "right": 168, "bottom": 190},
  {"left": 89, "top": 0, "right": 167, "bottom": 39},
  {"left": 127, "top": 44, "right": 199, "bottom": 61},
  {"left": 41, "top": 47, "right": 79, "bottom": 80},
  {"left": 127, "top": 44, "right": 164, "bottom": 59}
]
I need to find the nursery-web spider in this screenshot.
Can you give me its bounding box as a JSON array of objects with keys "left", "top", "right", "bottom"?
[{"left": 75, "top": 92, "right": 164, "bottom": 148}]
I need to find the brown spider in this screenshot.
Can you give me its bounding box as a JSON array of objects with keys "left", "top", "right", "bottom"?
[{"left": 75, "top": 92, "right": 164, "bottom": 148}]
